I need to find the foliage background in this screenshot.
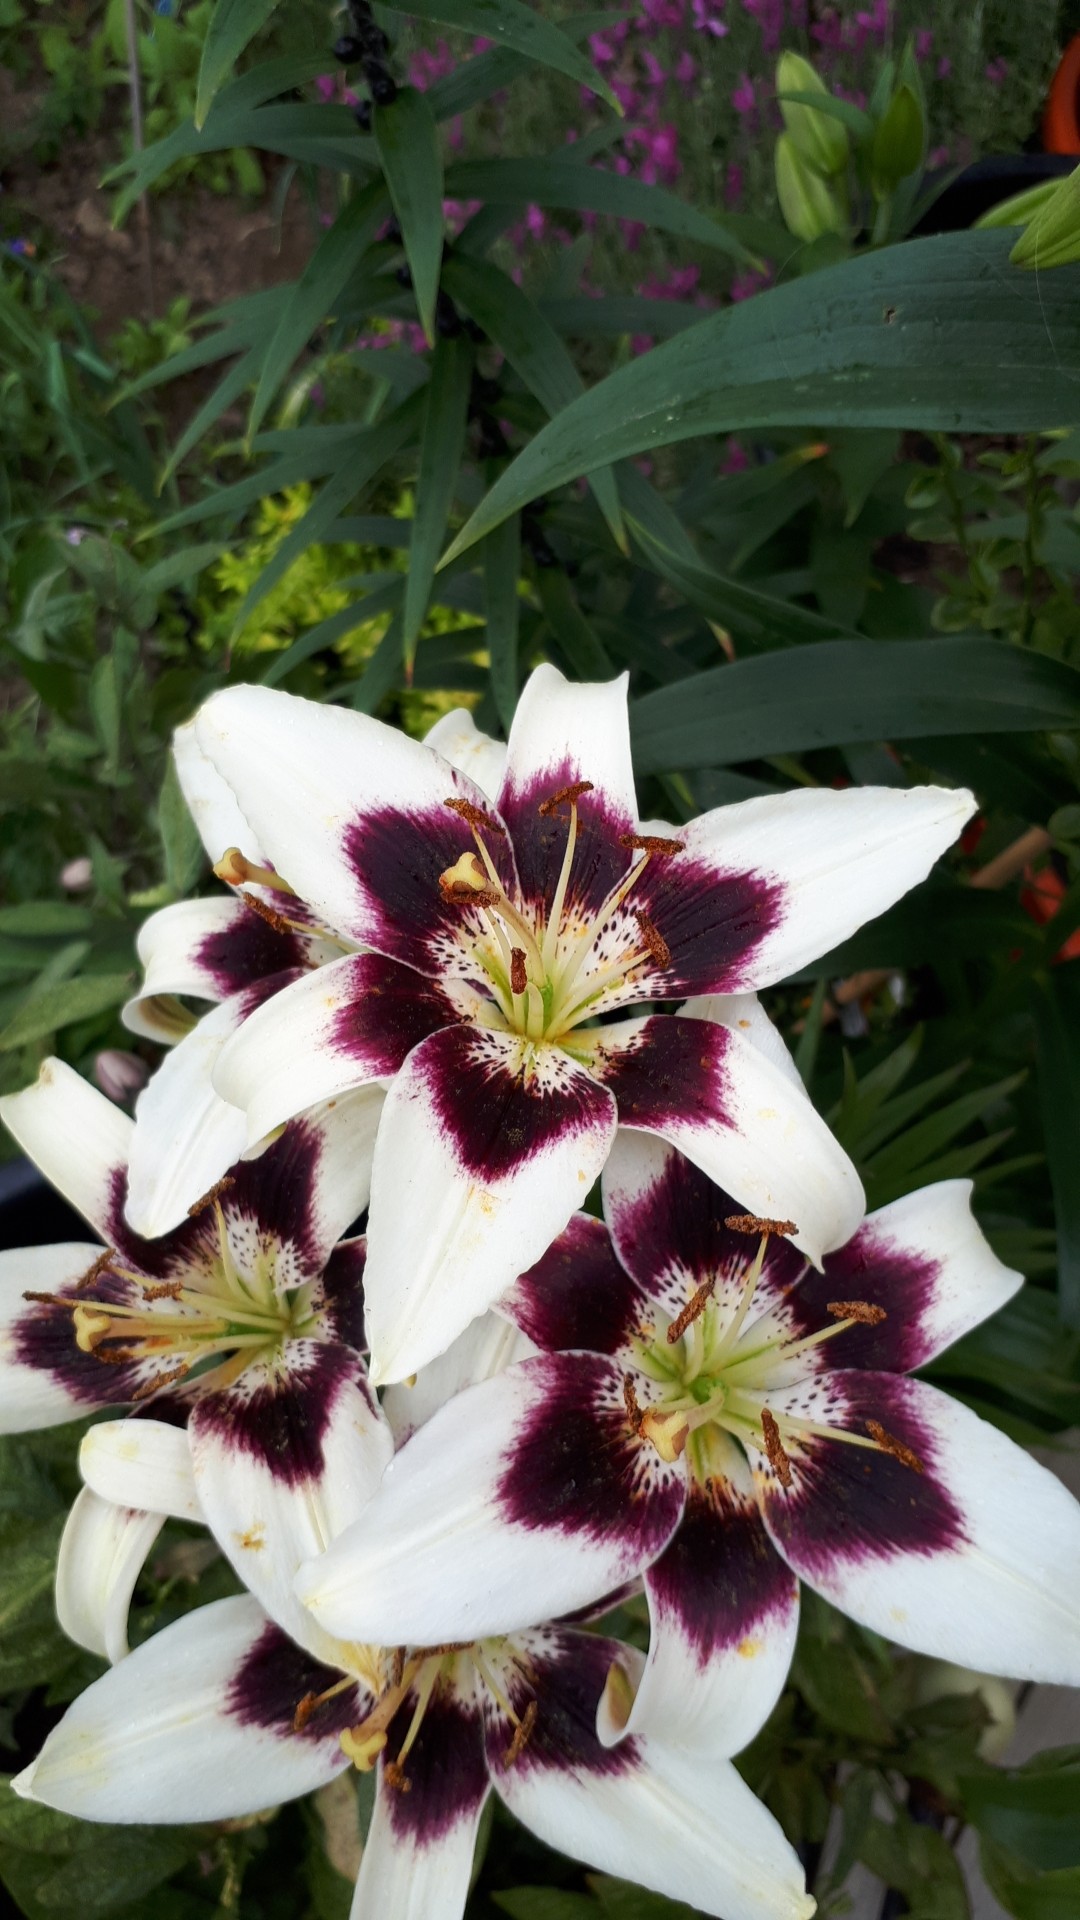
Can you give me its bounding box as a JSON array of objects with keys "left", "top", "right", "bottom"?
[{"left": 3, "top": 1, "right": 1080, "bottom": 1916}]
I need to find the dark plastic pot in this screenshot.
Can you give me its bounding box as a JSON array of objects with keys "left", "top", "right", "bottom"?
[
  {"left": 913, "top": 153, "right": 1076, "bottom": 235},
  {"left": 0, "top": 1158, "right": 84, "bottom": 1251}
]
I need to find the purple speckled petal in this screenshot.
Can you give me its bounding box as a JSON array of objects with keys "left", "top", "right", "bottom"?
[
  {"left": 194, "top": 682, "right": 516, "bottom": 963},
  {"left": 491, "top": 1626, "right": 813, "bottom": 1920},
  {"left": 15, "top": 1594, "right": 363, "bottom": 1823},
  {"left": 354, "top": 1675, "right": 489, "bottom": 1920},
  {"left": 589, "top": 1015, "right": 864, "bottom": 1269},
  {"left": 753, "top": 1371, "right": 1080, "bottom": 1682},
  {"left": 501, "top": 1212, "right": 648, "bottom": 1357},
  {"left": 0, "top": 1242, "right": 158, "bottom": 1426},
  {"left": 213, "top": 949, "right": 459, "bottom": 1144},
  {"left": 123, "top": 896, "right": 327, "bottom": 1045},
  {"left": 496, "top": 664, "right": 637, "bottom": 919},
  {"left": 191, "top": 1338, "right": 392, "bottom": 1659},
  {"left": 610, "top": 1436, "right": 798, "bottom": 1760},
  {"left": 296, "top": 1351, "right": 684, "bottom": 1646},
  {"left": 308, "top": 1237, "right": 368, "bottom": 1355},
  {"left": 363, "top": 1025, "right": 617, "bottom": 1384},
  {"left": 781, "top": 1181, "right": 1023, "bottom": 1374}
]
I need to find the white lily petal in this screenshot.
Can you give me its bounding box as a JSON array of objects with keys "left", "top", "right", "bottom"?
[
  {"left": 0, "top": 1059, "right": 132, "bottom": 1242},
  {"left": 497, "top": 663, "right": 636, "bottom": 822},
  {"left": 350, "top": 1708, "right": 490, "bottom": 1920},
  {"left": 381, "top": 1310, "right": 538, "bottom": 1444},
  {"left": 363, "top": 1026, "right": 617, "bottom": 1384},
  {"left": 682, "top": 991, "right": 805, "bottom": 1090},
  {"left": 757, "top": 1372, "right": 1080, "bottom": 1684},
  {"left": 0, "top": 1242, "right": 107, "bottom": 1433},
  {"left": 123, "top": 897, "right": 254, "bottom": 1035},
  {"left": 173, "top": 715, "right": 267, "bottom": 866},
  {"left": 15, "top": 1594, "right": 358, "bottom": 1822},
  {"left": 55, "top": 1488, "right": 164, "bottom": 1664},
  {"left": 80, "top": 1419, "right": 201, "bottom": 1522},
  {"left": 124, "top": 996, "right": 253, "bottom": 1237},
  {"left": 423, "top": 707, "right": 507, "bottom": 802}
]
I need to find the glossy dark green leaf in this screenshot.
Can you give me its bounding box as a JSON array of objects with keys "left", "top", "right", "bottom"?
[
  {"left": 195, "top": 0, "right": 282, "bottom": 128},
  {"left": 442, "top": 233, "right": 1080, "bottom": 559},
  {"left": 1033, "top": 967, "right": 1080, "bottom": 1327},
  {"left": 375, "top": 88, "right": 444, "bottom": 347},
  {"left": 536, "top": 569, "right": 613, "bottom": 678},
  {"left": 630, "top": 639, "right": 1080, "bottom": 774},
  {"left": 0, "top": 973, "right": 132, "bottom": 1051},
  {"left": 403, "top": 334, "right": 472, "bottom": 670},
  {"left": 380, "top": 0, "right": 618, "bottom": 112},
  {"left": 484, "top": 515, "right": 521, "bottom": 732}
]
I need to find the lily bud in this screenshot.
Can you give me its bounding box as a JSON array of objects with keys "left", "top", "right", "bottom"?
[
  {"left": 93, "top": 1049, "right": 150, "bottom": 1106},
  {"left": 775, "top": 133, "right": 848, "bottom": 243},
  {"left": 776, "top": 52, "right": 848, "bottom": 176},
  {"left": 913, "top": 1661, "right": 1017, "bottom": 1762},
  {"left": 1009, "top": 162, "right": 1080, "bottom": 268},
  {"left": 871, "top": 83, "right": 924, "bottom": 195},
  {"left": 59, "top": 856, "right": 93, "bottom": 892}
]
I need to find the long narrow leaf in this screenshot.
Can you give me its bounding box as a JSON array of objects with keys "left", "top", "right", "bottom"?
[
  {"left": 402, "top": 335, "right": 472, "bottom": 671},
  {"left": 196, "top": 0, "right": 283, "bottom": 128},
  {"left": 1033, "top": 970, "right": 1080, "bottom": 1328},
  {"left": 446, "top": 158, "right": 755, "bottom": 267},
  {"left": 484, "top": 515, "right": 521, "bottom": 732},
  {"left": 375, "top": 88, "right": 444, "bottom": 346},
  {"left": 380, "top": 0, "right": 618, "bottom": 113}
]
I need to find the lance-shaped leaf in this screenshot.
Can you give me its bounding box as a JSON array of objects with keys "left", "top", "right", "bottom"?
[
  {"left": 402, "top": 334, "right": 472, "bottom": 672},
  {"left": 376, "top": 87, "right": 444, "bottom": 347},
  {"left": 483, "top": 514, "right": 521, "bottom": 732},
  {"left": 248, "top": 181, "right": 389, "bottom": 438},
  {"left": 441, "top": 232, "right": 1080, "bottom": 561},
  {"left": 196, "top": 0, "right": 283, "bottom": 129},
  {"left": 629, "top": 638, "right": 1080, "bottom": 775},
  {"left": 380, "top": 0, "right": 618, "bottom": 112},
  {"left": 442, "top": 252, "right": 624, "bottom": 549}
]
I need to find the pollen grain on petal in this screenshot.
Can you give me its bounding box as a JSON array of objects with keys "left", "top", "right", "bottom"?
[
  {"left": 538, "top": 779, "right": 594, "bottom": 816},
  {"left": 760, "top": 1407, "right": 793, "bottom": 1488},
  {"left": 725, "top": 1213, "right": 798, "bottom": 1239},
  {"left": 618, "top": 832, "right": 685, "bottom": 855},
  {"left": 828, "top": 1299, "right": 887, "bottom": 1325},
  {"left": 866, "top": 1419, "right": 924, "bottom": 1474},
  {"left": 444, "top": 796, "right": 506, "bottom": 836}
]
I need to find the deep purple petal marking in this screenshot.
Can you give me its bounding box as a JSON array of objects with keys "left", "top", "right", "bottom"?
[
  {"left": 760, "top": 1372, "right": 966, "bottom": 1581},
  {"left": 485, "top": 1628, "right": 637, "bottom": 1780},
  {"left": 606, "top": 1143, "right": 804, "bottom": 1312},
  {"left": 196, "top": 904, "right": 312, "bottom": 998},
  {"left": 311, "top": 1238, "right": 368, "bottom": 1354},
  {"left": 12, "top": 1268, "right": 151, "bottom": 1411},
  {"left": 633, "top": 853, "right": 784, "bottom": 997},
  {"left": 382, "top": 1683, "right": 490, "bottom": 1841},
  {"left": 496, "top": 1353, "right": 684, "bottom": 1557},
  {"left": 592, "top": 1014, "right": 736, "bottom": 1139},
  {"left": 341, "top": 799, "right": 515, "bottom": 968},
  {"left": 416, "top": 1026, "right": 615, "bottom": 1182},
  {"left": 497, "top": 764, "right": 634, "bottom": 920},
  {"left": 191, "top": 1340, "right": 362, "bottom": 1487},
  {"left": 504, "top": 1214, "right": 646, "bottom": 1357},
  {"left": 228, "top": 1619, "right": 361, "bottom": 1742},
  {"left": 646, "top": 1476, "right": 795, "bottom": 1665},
  {"left": 788, "top": 1224, "right": 941, "bottom": 1374},
  {"left": 327, "top": 952, "right": 457, "bottom": 1078}
]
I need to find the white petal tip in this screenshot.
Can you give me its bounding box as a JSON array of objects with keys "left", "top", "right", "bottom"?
[{"left": 10, "top": 1763, "right": 37, "bottom": 1802}]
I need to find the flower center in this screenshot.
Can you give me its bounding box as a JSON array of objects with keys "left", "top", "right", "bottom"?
[
  {"left": 625, "top": 1216, "right": 920, "bottom": 1484},
  {"left": 25, "top": 1194, "right": 305, "bottom": 1403},
  {"left": 314, "top": 1638, "right": 537, "bottom": 1785},
  {"left": 439, "top": 788, "right": 683, "bottom": 1046}
]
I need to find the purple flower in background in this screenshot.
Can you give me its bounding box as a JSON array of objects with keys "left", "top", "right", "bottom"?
[
  {"left": 985, "top": 57, "right": 1009, "bottom": 86},
  {"left": 692, "top": 0, "right": 728, "bottom": 36},
  {"left": 914, "top": 27, "right": 933, "bottom": 60},
  {"left": 740, "top": 0, "right": 785, "bottom": 53},
  {"left": 732, "top": 73, "right": 757, "bottom": 118}
]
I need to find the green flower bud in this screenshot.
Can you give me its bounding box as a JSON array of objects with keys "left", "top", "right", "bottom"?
[
  {"left": 775, "top": 133, "right": 848, "bottom": 243},
  {"left": 1009, "top": 162, "right": 1080, "bottom": 269},
  {"left": 871, "top": 83, "right": 924, "bottom": 195},
  {"left": 975, "top": 179, "right": 1062, "bottom": 231},
  {"left": 775, "top": 51, "right": 849, "bottom": 175}
]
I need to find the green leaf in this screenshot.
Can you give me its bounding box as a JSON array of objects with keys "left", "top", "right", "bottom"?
[
  {"left": 0, "top": 904, "right": 93, "bottom": 937},
  {"left": 981, "top": 1841, "right": 1080, "bottom": 1920},
  {"left": 157, "top": 754, "right": 207, "bottom": 897},
  {"left": 484, "top": 515, "right": 521, "bottom": 732},
  {"left": 629, "top": 639, "right": 1080, "bottom": 775},
  {"left": 442, "top": 254, "right": 624, "bottom": 548},
  {"left": 379, "top": 0, "right": 619, "bottom": 114},
  {"left": 1033, "top": 968, "right": 1080, "bottom": 1328},
  {"left": 0, "top": 973, "right": 132, "bottom": 1051},
  {"left": 248, "top": 182, "right": 389, "bottom": 437},
  {"left": 441, "top": 231, "right": 1080, "bottom": 558},
  {"left": 375, "top": 88, "right": 445, "bottom": 347},
  {"left": 446, "top": 157, "right": 755, "bottom": 268},
  {"left": 0, "top": 1778, "right": 195, "bottom": 1920},
  {"left": 963, "top": 1748, "right": 1080, "bottom": 1871},
  {"left": 260, "top": 575, "right": 405, "bottom": 687},
  {"left": 403, "top": 334, "right": 472, "bottom": 670},
  {"left": 195, "top": 0, "right": 282, "bottom": 128},
  {"left": 535, "top": 568, "right": 613, "bottom": 678}
]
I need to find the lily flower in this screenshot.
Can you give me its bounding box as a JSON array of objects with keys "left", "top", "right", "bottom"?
[
  {"left": 194, "top": 663, "right": 973, "bottom": 1382},
  {"left": 297, "top": 1136, "right": 1080, "bottom": 1706},
  {"left": 0, "top": 1057, "right": 387, "bottom": 1657},
  {"left": 15, "top": 1343, "right": 814, "bottom": 1920}
]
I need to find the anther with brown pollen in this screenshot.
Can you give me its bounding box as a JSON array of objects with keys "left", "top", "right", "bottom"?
[
  {"left": 828, "top": 1299, "right": 887, "bottom": 1326},
  {"left": 618, "top": 832, "right": 685, "bottom": 856},
  {"left": 383, "top": 1760, "right": 412, "bottom": 1793},
  {"left": 141, "top": 1280, "right": 185, "bottom": 1303},
  {"left": 725, "top": 1214, "right": 798, "bottom": 1239},
  {"left": 132, "top": 1362, "right": 189, "bottom": 1401},
  {"left": 502, "top": 1698, "right": 538, "bottom": 1769},
  {"left": 538, "top": 779, "right": 594, "bottom": 816},
  {"left": 444, "top": 796, "right": 506, "bottom": 836},
  {"left": 623, "top": 1372, "right": 644, "bottom": 1434},
  {"left": 187, "top": 1175, "right": 236, "bottom": 1218},
  {"left": 510, "top": 948, "right": 528, "bottom": 995},
  {"left": 667, "top": 1276, "right": 716, "bottom": 1344},
  {"left": 866, "top": 1420, "right": 924, "bottom": 1474},
  {"left": 238, "top": 891, "right": 297, "bottom": 938},
  {"left": 633, "top": 910, "right": 671, "bottom": 969},
  {"left": 760, "top": 1407, "right": 793, "bottom": 1488}
]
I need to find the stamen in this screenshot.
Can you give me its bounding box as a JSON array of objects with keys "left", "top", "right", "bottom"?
[
  {"left": 623, "top": 1372, "right": 644, "bottom": 1433},
  {"left": 76, "top": 1249, "right": 117, "bottom": 1291},
  {"left": 238, "top": 891, "right": 296, "bottom": 938},
  {"left": 502, "top": 1698, "right": 538, "bottom": 1769},
  {"left": 142, "top": 1280, "right": 185, "bottom": 1302},
  {"left": 72, "top": 1306, "right": 113, "bottom": 1353},
  {"left": 383, "top": 1760, "right": 412, "bottom": 1792},
  {"left": 439, "top": 852, "right": 500, "bottom": 905},
  {"left": 828, "top": 1300, "right": 887, "bottom": 1325},
  {"left": 633, "top": 910, "right": 671, "bottom": 970},
  {"left": 510, "top": 948, "right": 528, "bottom": 995},
  {"left": 618, "top": 833, "right": 684, "bottom": 856},
  {"left": 187, "top": 1175, "right": 236, "bottom": 1218},
  {"left": 214, "top": 848, "right": 296, "bottom": 895},
  {"left": 444, "top": 796, "right": 506, "bottom": 836},
  {"left": 866, "top": 1420, "right": 924, "bottom": 1474},
  {"left": 667, "top": 1277, "right": 716, "bottom": 1344},
  {"left": 131, "top": 1361, "right": 190, "bottom": 1401},
  {"left": 725, "top": 1214, "right": 798, "bottom": 1238},
  {"left": 760, "top": 1407, "right": 793, "bottom": 1488},
  {"left": 293, "top": 1675, "right": 355, "bottom": 1733},
  {"left": 538, "top": 780, "right": 594, "bottom": 816}
]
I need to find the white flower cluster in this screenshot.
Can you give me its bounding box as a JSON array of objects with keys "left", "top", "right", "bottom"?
[{"left": 3, "top": 666, "right": 1079, "bottom": 1920}]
